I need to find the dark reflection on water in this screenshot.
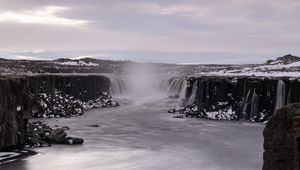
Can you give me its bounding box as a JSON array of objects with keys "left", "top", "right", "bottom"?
[{"left": 1, "top": 97, "right": 264, "bottom": 170}]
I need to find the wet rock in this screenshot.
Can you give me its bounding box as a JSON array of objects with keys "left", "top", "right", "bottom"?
[
  {"left": 173, "top": 115, "right": 184, "bottom": 118},
  {"left": 88, "top": 124, "right": 99, "bottom": 127},
  {"left": 61, "top": 137, "right": 84, "bottom": 145},
  {"left": 26, "top": 121, "right": 84, "bottom": 147},
  {"left": 62, "top": 126, "right": 70, "bottom": 130},
  {"left": 263, "top": 103, "right": 300, "bottom": 170},
  {"left": 48, "top": 128, "right": 84, "bottom": 145},
  {"left": 26, "top": 121, "right": 53, "bottom": 147},
  {"left": 48, "top": 128, "right": 67, "bottom": 143},
  {"left": 168, "top": 109, "right": 176, "bottom": 113}
]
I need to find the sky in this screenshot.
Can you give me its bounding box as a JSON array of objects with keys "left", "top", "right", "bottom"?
[{"left": 0, "top": 0, "right": 299, "bottom": 64}]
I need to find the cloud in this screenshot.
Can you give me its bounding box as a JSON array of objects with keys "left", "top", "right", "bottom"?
[
  {"left": 0, "top": 0, "right": 299, "bottom": 63},
  {"left": 0, "top": 6, "right": 90, "bottom": 26},
  {"left": 142, "top": 4, "right": 208, "bottom": 17}
]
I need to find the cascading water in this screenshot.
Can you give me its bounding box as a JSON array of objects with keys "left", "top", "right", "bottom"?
[
  {"left": 110, "top": 77, "right": 128, "bottom": 96},
  {"left": 159, "top": 77, "right": 187, "bottom": 100},
  {"left": 275, "top": 80, "right": 285, "bottom": 111},
  {"left": 241, "top": 89, "right": 251, "bottom": 119},
  {"left": 185, "top": 80, "right": 198, "bottom": 106},
  {"left": 250, "top": 90, "right": 259, "bottom": 119}
]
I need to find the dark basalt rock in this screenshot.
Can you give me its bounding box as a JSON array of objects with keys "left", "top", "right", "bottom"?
[
  {"left": 30, "top": 92, "right": 84, "bottom": 118},
  {"left": 48, "top": 128, "right": 67, "bottom": 143},
  {"left": 61, "top": 137, "right": 84, "bottom": 145},
  {"left": 0, "top": 74, "right": 113, "bottom": 150},
  {"left": 168, "top": 109, "right": 176, "bottom": 113},
  {"left": 266, "top": 54, "right": 300, "bottom": 65},
  {"left": 88, "top": 124, "right": 99, "bottom": 127},
  {"left": 26, "top": 121, "right": 84, "bottom": 147},
  {"left": 263, "top": 104, "right": 300, "bottom": 170},
  {"left": 27, "top": 121, "right": 52, "bottom": 147},
  {"left": 182, "top": 76, "right": 300, "bottom": 121},
  {"left": 0, "top": 77, "right": 31, "bottom": 150},
  {"left": 27, "top": 75, "right": 111, "bottom": 102}
]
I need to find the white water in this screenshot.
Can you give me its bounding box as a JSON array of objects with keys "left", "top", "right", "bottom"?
[
  {"left": 185, "top": 80, "right": 198, "bottom": 106},
  {"left": 159, "top": 77, "right": 187, "bottom": 103},
  {"left": 241, "top": 89, "right": 251, "bottom": 119},
  {"left": 250, "top": 90, "right": 259, "bottom": 119},
  {"left": 110, "top": 77, "right": 128, "bottom": 96},
  {"left": 275, "top": 80, "right": 285, "bottom": 111}
]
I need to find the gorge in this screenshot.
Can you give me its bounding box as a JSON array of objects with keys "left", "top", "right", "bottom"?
[{"left": 0, "top": 55, "right": 300, "bottom": 169}]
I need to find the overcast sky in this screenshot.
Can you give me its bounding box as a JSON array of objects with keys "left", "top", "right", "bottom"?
[{"left": 0, "top": 0, "right": 299, "bottom": 64}]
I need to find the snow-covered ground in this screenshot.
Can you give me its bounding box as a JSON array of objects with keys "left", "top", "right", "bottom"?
[
  {"left": 195, "top": 64, "right": 300, "bottom": 78},
  {"left": 194, "top": 55, "right": 300, "bottom": 78},
  {"left": 55, "top": 61, "right": 99, "bottom": 66},
  {"left": 196, "top": 69, "right": 300, "bottom": 78}
]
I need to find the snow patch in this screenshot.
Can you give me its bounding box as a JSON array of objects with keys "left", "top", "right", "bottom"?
[{"left": 56, "top": 61, "right": 98, "bottom": 66}]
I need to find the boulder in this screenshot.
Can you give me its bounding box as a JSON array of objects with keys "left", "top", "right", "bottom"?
[
  {"left": 47, "top": 128, "right": 67, "bottom": 143},
  {"left": 88, "top": 124, "right": 99, "bottom": 127},
  {"left": 263, "top": 103, "right": 300, "bottom": 170},
  {"left": 60, "top": 137, "right": 84, "bottom": 145},
  {"left": 168, "top": 109, "right": 176, "bottom": 113}
]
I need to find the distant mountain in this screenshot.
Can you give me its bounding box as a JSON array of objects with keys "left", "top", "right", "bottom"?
[
  {"left": 192, "top": 54, "right": 300, "bottom": 78},
  {"left": 265, "top": 54, "right": 300, "bottom": 65}
]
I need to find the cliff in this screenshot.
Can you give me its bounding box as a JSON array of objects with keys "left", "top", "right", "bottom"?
[
  {"left": 0, "top": 74, "right": 111, "bottom": 150},
  {"left": 263, "top": 103, "right": 300, "bottom": 170},
  {"left": 0, "top": 77, "right": 31, "bottom": 150},
  {"left": 181, "top": 76, "right": 300, "bottom": 121}
]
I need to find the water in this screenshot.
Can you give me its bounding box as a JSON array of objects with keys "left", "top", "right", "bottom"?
[
  {"left": 110, "top": 77, "right": 128, "bottom": 96},
  {"left": 185, "top": 80, "right": 198, "bottom": 106},
  {"left": 241, "top": 89, "right": 251, "bottom": 119},
  {"left": 159, "top": 77, "right": 187, "bottom": 103},
  {"left": 250, "top": 90, "right": 259, "bottom": 119},
  {"left": 275, "top": 80, "right": 285, "bottom": 111},
  {"left": 1, "top": 96, "right": 264, "bottom": 170}
]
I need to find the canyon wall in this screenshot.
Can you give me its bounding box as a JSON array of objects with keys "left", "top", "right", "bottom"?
[
  {"left": 167, "top": 76, "right": 300, "bottom": 121},
  {"left": 27, "top": 75, "right": 110, "bottom": 102},
  {"left": 0, "top": 75, "right": 110, "bottom": 150},
  {"left": 0, "top": 77, "right": 31, "bottom": 150},
  {"left": 263, "top": 103, "right": 300, "bottom": 170}
]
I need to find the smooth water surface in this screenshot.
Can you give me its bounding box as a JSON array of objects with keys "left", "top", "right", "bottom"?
[{"left": 1, "top": 97, "right": 264, "bottom": 170}]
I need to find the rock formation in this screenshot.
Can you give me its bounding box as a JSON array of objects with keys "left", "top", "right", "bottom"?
[
  {"left": 167, "top": 76, "right": 300, "bottom": 121},
  {"left": 263, "top": 103, "right": 300, "bottom": 170},
  {"left": 0, "top": 75, "right": 112, "bottom": 150},
  {"left": 0, "top": 77, "right": 31, "bottom": 150},
  {"left": 27, "top": 121, "right": 84, "bottom": 147}
]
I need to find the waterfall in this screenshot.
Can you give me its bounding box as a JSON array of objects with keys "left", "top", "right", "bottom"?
[
  {"left": 160, "top": 77, "right": 187, "bottom": 100},
  {"left": 185, "top": 80, "right": 198, "bottom": 106},
  {"left": 241, "top": 89, "right": 251, "bottom": 119},
  {"left": 110, "top": 77, "right": 128, "bottom": 96},
  {"left": 250, "top": 90, "right": 259, "bottom": 119},
  {"left": 275, "top": 80, "right": 285, "bottom": 111}
]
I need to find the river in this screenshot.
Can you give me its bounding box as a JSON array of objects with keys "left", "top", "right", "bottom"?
[{"left": 1, "top": 95, "right": 264, "bottom": 170}]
